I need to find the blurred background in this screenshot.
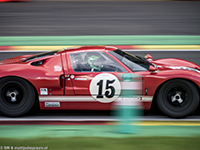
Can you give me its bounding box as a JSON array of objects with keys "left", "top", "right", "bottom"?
[
  {"left": 0, "top": 0, "right": 200, "bottom": 63},
  {"left": 0, "top": 0, "right": 200, "bottom": 36}
]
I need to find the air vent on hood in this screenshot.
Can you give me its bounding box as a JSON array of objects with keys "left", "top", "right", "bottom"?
[{"left": 31, "top": 60, "right": 45, "bottom": 66}]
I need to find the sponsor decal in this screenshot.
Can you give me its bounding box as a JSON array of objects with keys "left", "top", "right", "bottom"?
[
  {"left": 70, "top": 75, "right": 75, "bottom": 79},
  {"left": 137, "top": 96, "right": 153, "bottom": 102},
  {"left": 122, "top": 73, "right": 133, "bottom": 82},
  {"left": 45, "top": 102, "right": 60, "bottom": 107},
  {"left": 54, "top": 65, "right": 62, "bottom": 72},
  {"left": 40, "top": 88, "right": 48, "bottom": 95}
]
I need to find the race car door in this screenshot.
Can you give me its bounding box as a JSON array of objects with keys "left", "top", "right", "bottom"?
[{"left": 66, "top": 50, "right": 128, "bottom": 107}]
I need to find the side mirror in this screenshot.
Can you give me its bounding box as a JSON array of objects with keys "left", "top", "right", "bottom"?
[
  {"left": 149, "top": 65, "right": 158, "bottom": 73},
  {"left": 144, "top": 54, "right": 153, "bottom": 61}
]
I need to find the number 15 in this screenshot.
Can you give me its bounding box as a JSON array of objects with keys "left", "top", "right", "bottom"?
[{"left": 97, "top": 79, "right": 115, "bottom": 99}]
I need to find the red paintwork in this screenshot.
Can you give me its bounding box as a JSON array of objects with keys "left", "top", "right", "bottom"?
[
  {"left": 39, "top": 101, "right": 152, "bottom": 110},
  {"left": 0, "top": 46, "right": 200, "bottom": 111},
  {"left": 153, "top": 58, "right": 200, "bottom": 69},
  {"left": 0, "top": 54, "right": 64, "bottom": 95}
]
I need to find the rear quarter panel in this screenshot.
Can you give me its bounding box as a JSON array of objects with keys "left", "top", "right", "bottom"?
[{"left": 0, "top": 54, "right": 64, "bottom": 96}]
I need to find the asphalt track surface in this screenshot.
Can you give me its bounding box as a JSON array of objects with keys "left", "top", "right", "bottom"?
[{"left": 0, "top": 1, "right": 200, "bottom": 36}]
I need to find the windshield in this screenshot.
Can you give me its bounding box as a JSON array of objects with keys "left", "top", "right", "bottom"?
[
  {"left": 109, "top": 49, "right": 151, "bottom": 72},
  {"left": 23, "top": 50, "right": 59, "bottom": 62}
]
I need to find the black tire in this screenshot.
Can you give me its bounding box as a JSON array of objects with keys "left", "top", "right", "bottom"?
[
  {"left": 0, "top": 77, "right": 35, "bottom": 117},
  {"left": 157, "top": 79, "right": 199, "bottom": 118}
]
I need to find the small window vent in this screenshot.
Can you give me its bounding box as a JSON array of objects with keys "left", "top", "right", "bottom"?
[{"left": 31, "top": 60, "right": 44, "bottom": 66}]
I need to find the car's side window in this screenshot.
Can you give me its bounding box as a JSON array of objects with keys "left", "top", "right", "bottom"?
[{"left": 70, "top": 51, "right": 127, "bottom": 72}]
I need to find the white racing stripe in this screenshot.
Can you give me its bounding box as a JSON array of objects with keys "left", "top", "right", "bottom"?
[
  {"left": 116, "top": 96, "right": 153, "bottom": 103},
  {"left": 120, "top": 82, "right": 141, "bottom": 90},
  {"left": 39, "top": 96, "right": 95, "bottom": 102},
  {"left": 39, "top": 96, "right": 153, "bottom": 102},
  {"left": 136, "top": 96, "right": 153, "bottom": 102}
]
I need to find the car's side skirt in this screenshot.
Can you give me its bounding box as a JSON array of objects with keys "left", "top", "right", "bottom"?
[{"left": 39, "top": 96, "right": 153, "bottom": 110}]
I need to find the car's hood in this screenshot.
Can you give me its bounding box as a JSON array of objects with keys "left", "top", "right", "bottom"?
[
  {"left": 0, "top": 55, "right": 34, "bottom": 65},
  {"left": 152, "top": 58, "right": 200, "bottom": 72}
]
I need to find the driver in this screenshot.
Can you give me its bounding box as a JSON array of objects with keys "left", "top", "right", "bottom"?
[{"left": 87, "top": 55, "right": 103, "bottom": 71}]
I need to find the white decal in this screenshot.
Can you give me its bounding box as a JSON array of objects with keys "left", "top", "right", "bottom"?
[
  {"left": 136, "top": 96, "right": 153, "bottom": 102},
  {"left": 70, "top": 75, "right": 75, "bottom": 79},
  {"left": 45, "top": 102, "right": 60, "bottom": 107},
  {"left": 89, "top": 73, "right": 121, "bottom": 103},
  {"left": 54, "top": 66, "right": 62, "bottom": 72},
  {"left": 167, "top": 66, "right": 200, "bottom": 73},
  {"left": 40, "top": 88, "right": 48, "bottom": 95},
  {"left": 75, "top": 78, "right": 87, "bottom": 81}
]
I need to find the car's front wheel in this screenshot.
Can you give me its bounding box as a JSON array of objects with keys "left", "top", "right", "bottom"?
[
  {"left": 0, "top": 77, "right": 35, "bottom": 117},
  {"left": 157, "top": 79, "right": 199, "bottom": 118}
]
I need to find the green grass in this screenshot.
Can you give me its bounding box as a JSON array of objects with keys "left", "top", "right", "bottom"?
[
  {"left": 1, "top": 136, "right": 200, "bottom": 150},
  {"left": 1, "top": 35, "right": 200, "bottom": 46}
]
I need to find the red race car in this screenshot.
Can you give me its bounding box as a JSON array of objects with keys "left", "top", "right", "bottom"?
[{"left": 0, "top": 46, "right": 200, "bottom": 118}]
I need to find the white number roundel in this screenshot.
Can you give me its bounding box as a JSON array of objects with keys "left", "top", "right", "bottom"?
[{"left": 89, "top": 73, "right": 121, "bottom": 103}]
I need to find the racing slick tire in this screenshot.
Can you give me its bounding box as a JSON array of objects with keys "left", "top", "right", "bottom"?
[
  {"left": 0, "top": 77, "right": 35, "bottom": 117},
  {"left": 157, "top": 79, "right": 199, "bottom": 118}
]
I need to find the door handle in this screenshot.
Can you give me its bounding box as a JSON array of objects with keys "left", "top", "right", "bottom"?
[{"left": 60, "top": 74, "right": 65, "bottom": 88}]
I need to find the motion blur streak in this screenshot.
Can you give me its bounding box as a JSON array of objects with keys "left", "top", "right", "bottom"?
[
  {"left": 113, "top": 73, "right": 142, "bottom": 134},
  {"left": 0, "top": 1, "right": 200, "bottom": 36}
]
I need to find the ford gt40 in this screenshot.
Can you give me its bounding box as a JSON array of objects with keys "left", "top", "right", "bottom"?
[{"left": 0, "top": 46, "right": 200, "bottom": 118}]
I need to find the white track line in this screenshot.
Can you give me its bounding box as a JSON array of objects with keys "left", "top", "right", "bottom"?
[{"left": 0, "top": 116, "right": 200, "bottom": 122}]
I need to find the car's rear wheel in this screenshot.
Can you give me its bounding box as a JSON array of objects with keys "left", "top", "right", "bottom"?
[
  {"left": 0, "top": 77, "right": 35, "bottom": 117},
  {"left": 157, "top": 79, "right": 199, "bottom": 118}
]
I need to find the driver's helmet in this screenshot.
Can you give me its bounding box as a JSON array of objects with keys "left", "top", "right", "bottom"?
[{"left": 85, "top": 52, "right": 104, "bottom": 71}]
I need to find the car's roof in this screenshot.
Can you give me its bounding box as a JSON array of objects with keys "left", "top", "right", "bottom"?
[{"left": 57, "top": 46, "right": 118, "bottom": 54}]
